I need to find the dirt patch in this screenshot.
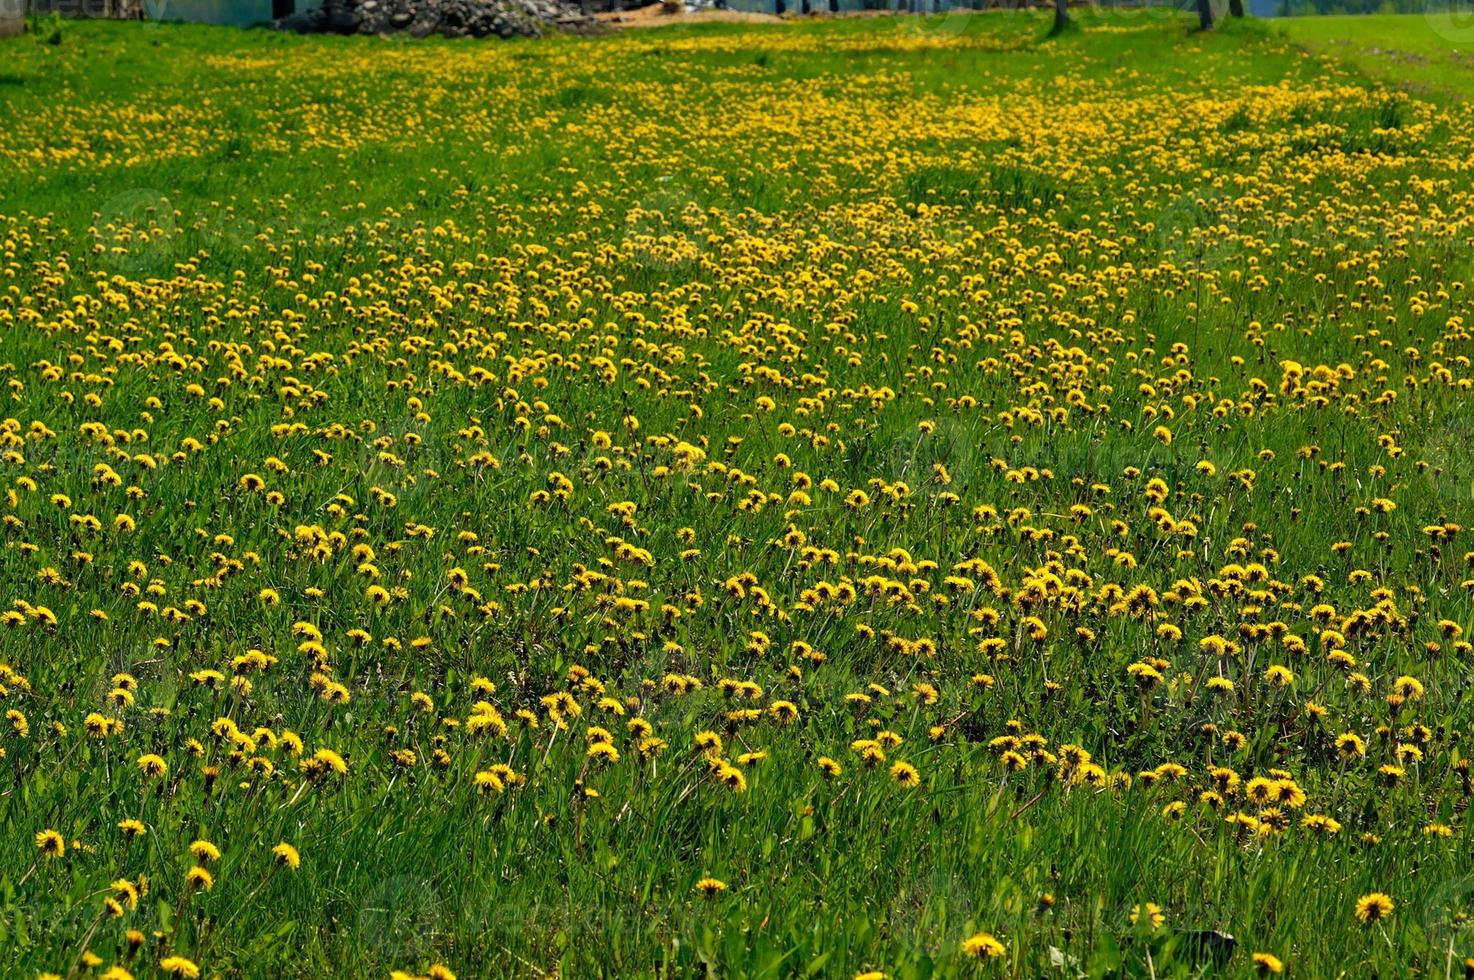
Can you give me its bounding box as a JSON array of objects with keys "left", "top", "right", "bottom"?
[
  {"left": 596, "top": 5, "right": 784, "bottom": 27},
  {"left": 1362, "top": 45, "right": 1431, "bottom": 65}
]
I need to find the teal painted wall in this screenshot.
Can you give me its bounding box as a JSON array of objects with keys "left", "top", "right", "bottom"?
[{"left": 152, "top": 0, "right": 320, "bottom": 26}]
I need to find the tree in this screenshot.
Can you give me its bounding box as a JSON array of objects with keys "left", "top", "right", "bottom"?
[
  {"left": 1228, "top": 0, "right": 1244, "bottom": 16},
  {"left": 1051, "top": 0, "right": 1067, "bottom": 35},
  {"left": 1196, "top": 0, "right": 1213, "bottom": 29}
]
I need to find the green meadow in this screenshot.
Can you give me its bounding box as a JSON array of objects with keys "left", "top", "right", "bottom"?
[{"left": 2, "top": 10, "right": 1474, "bottom": 978}]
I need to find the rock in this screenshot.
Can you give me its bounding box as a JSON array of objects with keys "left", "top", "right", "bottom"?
[
  {"left": 320, "top": 0, "right": 363, "bottom": 32},
  {"left": 1178, "top": 931, "right": 1236, "bottom": 969},
  {"left": 277, "top": 10, "right": 324, "bottom": 31},
  {"left": 274, "top": 0, "right": 595, "bottom": 38}
]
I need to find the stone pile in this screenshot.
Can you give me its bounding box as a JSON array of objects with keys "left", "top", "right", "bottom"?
[{"left": 278, "top": 0, "right": 598, "bottom": 39}]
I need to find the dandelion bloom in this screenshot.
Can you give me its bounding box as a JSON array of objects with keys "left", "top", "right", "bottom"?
[
  {"left": 159, "top": 957, "right": 200, "bottom": 978},
  {"left": 35, "top": 828, "right": 65, "bottom": 857},
  {"left": 714, "top": 763, "right": 747, "bottom": 792},
  {"left": 136, "top": 754, "right": 168, "bottom": 778},
  {"left": 474, "top": 770, "right": 506, "bottom": 794},
  {"left": 189, "top": 839, "right": 221, "bottom": 862},
  {"left": 960, "top": 932, "right": 1006, "bottom": 958},
  {"left": 587, "top": 742, "right": 620, "bottom": 763},
  {"left": 1130, "top": 903, "right": 1166, "bottom": 929},
  {"left": 695, "top": 877, "right": 727, "bottom": 897},
  {"left": 272, "top": 842, "right": 301, "bottom": 869},
  {"left": 889, "top": 761, "right": 920, "bottom": 787},
  {"left": 1354, "top": 892, "right": 1393, "bottom": 923},
  {"left": 301, "top": 748, "right": 349, "bottom": 779},
  {"left": 1252, "top": 952, "right": 1285, "bottom": 974}
]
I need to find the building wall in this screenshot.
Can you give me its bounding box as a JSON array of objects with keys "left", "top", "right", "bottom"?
[
  {"left": 152, "top": 0, "right": 275, "bottom": 26},
  {"left": 26, "top": 0, "right": 320, "bottom": 23},
  {"left": 153, "top": 0, "right": 326, "bottom": 24},
  {"left": 29, "top": 0, "right": 135, "bottom": 15}
]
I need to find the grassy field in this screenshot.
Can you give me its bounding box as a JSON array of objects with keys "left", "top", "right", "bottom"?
[
  {"left": 3, "top": 9, "right": 1474, "bottom": 978},
  {"left": 1278, "top": 12, "right": 1474, "bottom": 96}
]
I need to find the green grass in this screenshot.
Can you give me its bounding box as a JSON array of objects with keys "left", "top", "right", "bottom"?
[
  {"left": 1278, "top": 12, "right": 1474, "bottom": 96},
  {"left": 1, "top": 10, "right": 1474, "bottom": 980}
]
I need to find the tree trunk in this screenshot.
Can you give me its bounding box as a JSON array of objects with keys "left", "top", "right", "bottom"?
[
  {"left": 1052, "top": 0, "right": 1067, "bottom": 33},
  {"left": 1228, "top": 0, "right": 1244, "bottom": 16},
  {"left": 1196, "top": 0, "right": 1213, "bottom": 29}
]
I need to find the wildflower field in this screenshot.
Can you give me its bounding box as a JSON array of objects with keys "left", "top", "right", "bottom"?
[{"left": 3, "top": 11, "right": 1474, "bottom": 978}]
